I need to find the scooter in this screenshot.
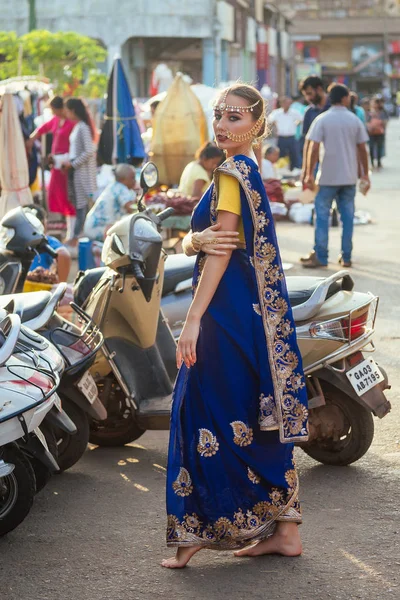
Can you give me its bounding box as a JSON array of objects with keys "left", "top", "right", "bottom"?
[
  {"left": 0, "top": 205, "right": 106, "bottom": 470},
  {"left": 73, "top": 161, "right": 391, "bottom": 466},
  {"left": 0, "top": 288, "right": 104, "bottom": 471},
  {"left": 0, "top": 205, "right": 56, "bottom": 294},
  {"left": 161, "top": 268, "right": 392, "bottom": 466},
  {"left": 0, "top": 313, "right": 61, "bottom": 535}
]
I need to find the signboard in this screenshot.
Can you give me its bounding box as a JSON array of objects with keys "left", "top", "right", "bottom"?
[
  {"left": 257, "top": 43, "right": 269, "bottom": 70},
  {"left": 352, "top": 42, "right": 384, "bottom": 78},
  {"left": 389, "top": 40, "right": 400, "bottom": 54},
  {"left": 296, "top": 62, "right": 322, "bottom": 81}
]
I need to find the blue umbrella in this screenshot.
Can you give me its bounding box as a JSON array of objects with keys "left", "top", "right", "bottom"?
[{"left": 98, "top": 57, "right": 145, "bottom": 165}]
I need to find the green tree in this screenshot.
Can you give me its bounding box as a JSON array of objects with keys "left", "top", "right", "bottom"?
[
  {"left": 73, "top": 69, "right": 108, "bottom": 98},
  {"left": 0, "top": 30, "right": 107, "bottom": 96}
]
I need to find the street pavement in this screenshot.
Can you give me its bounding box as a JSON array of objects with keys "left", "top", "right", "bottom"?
[{"left": 1, "top": 121, "right": 400, "bottom": 600}]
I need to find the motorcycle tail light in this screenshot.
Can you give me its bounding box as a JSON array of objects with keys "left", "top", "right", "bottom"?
[
  {"left": 341, "top": 300, "right": 377, "bottom": 342},
  {"left": 341, "top": 312, "right": 368, "bottom": 341}
]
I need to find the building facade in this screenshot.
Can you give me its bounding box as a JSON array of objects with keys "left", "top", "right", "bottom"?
[
  {"left": 281, "top": 0, "right": 400, "bottom": 95},
  {"left": 0, "top": 0, "right": 293, "bottom": 96}
]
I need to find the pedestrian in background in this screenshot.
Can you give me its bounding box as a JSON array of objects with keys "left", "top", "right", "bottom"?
[
  {"left": 291, "top": 94, "right": 307, "bottom": 163},
  {"left": 268, "top": 97, "right": 303, "bottom": 170},
  {"left": 367, "top": 96, "right": 389, "bottom": 170},
  {"left": 28, "top": 96, "right": 76, "bottom": 237},
  {"left": 299, "top": 75, "right": 330, "bottom": 177},
  {"left": 84, "top": 163, "right": 139, "bottom": 242},
  {"left": 62, "top": 98, "right": 97, "bottom": 252},
  {"left": 301, "top": 84, "right": 370, "bottom": 269},
  {"left": 350, "top": 92, "right": 366, "bottom": 125}
]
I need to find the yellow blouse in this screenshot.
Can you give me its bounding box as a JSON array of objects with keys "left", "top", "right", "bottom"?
[{"left": 217, "top": 173, "right": 245, "bottom": 243}]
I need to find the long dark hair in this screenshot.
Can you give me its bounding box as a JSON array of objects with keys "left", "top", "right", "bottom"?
[{"left": 65, "top": 97, "right": 96, "bottom": 140}]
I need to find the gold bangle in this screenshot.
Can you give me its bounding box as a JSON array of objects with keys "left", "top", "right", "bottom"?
[
  {"left": 202, "top": 238, "right": 219, "bottom": 245},
  {"left": 191, "top": 232, "right": 202, "bottom": 253}
]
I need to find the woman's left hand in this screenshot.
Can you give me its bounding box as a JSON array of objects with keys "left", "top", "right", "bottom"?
[
  {"left": 176, "top": 317, "right": 200, "bottom": 368},
  {"left": 62, "top": 161, "right": 72, "bottom": 171}
]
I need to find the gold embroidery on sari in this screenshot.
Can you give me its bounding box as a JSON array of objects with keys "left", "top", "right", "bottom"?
[
  {"left": 193, "top": 254, "right": 207, "bottom": 292},
  {"left": 253, "top": 303, "right": 261, "bottom": 315},
  {"left": 214, "top": 159, "right": 309, "bottom": 444},
  {"left": 258, "top": 393, "right": 277, "bottom": 429},
  {"left": 167, "top": 467, "right": 301, "bottom": 548},
  {"left": 197, "top": 428, "right": 219, "bottom": 457},
  {"left": 172, "top": 467, "right": 193, "bottom": 497},
  {"left": 247, "top": 467, "right": 261, "bottom": 484},
  {"left": 230, "top": 421, "right": 254, "bottom": 446}
]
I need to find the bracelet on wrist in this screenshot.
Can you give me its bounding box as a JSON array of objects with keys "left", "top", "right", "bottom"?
[{"left": 190, "top": 232, "right": 202, "bottom": 254}]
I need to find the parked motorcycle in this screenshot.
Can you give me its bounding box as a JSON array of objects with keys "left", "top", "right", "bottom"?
[
  {"left": 73, "top": 161, "right": 391, "bottom": 466},
  {"left": 161, "top": 267, "right": 392, "bottom": 466},
  {"left": 0, "top": 313, "right": 61, "bottom": 535},
  {"left": 0, "top": 288, "right": 104, "bottom": 471},
  {"left": 0, "top": 206, "right": 105, "bottom": 470}
]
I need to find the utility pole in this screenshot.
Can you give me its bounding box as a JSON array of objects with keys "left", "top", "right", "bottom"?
[
  {"left": 28, "top": 0, "right": 37, "bottom": 32},
  {"left": 213, "top": 0, "right": 222, "bottom": 86}
]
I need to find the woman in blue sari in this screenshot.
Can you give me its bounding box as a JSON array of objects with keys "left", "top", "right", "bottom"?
[{"left": 163, "top": 84, "right": 309, "bottom": 568}]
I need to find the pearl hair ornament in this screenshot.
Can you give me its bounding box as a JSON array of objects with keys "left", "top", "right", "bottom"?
[{"left": 213, "top": 87, "right": 261, "bottom": 114}]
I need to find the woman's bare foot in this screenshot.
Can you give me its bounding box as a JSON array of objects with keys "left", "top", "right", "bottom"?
[
  {"left": 234, "top": 522, "right": 302, "bottom": 558},
  {"left": 161, "top": 546, "right": 202, "bottom": 569}
]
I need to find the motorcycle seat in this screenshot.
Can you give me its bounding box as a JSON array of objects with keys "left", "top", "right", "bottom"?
[
  {"left": 163, "top": 254, "right": 197, "bottom": 296},
  {"left": 0, "top": 291, "right": 51, "bottom": 322},
  {"left": 74, "top": 267, "right": 107, "bottom": 307},
  {"left": 286, "top": 276, "right": 342, "bottom": 307}
]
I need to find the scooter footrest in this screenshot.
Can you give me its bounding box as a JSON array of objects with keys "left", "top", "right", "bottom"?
[{"left": 136, "top": 395, "right": 172, "bottom": 430}]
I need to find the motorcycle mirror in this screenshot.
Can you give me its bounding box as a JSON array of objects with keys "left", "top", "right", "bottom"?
[{"left": 139, "top": 162, "right": 159, "bottom": 195}]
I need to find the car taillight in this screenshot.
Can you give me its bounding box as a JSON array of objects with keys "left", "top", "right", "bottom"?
[{"left": 341, "top": 310, "right": 369, "bottom": 341}]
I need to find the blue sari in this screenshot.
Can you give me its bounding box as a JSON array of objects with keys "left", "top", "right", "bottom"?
[{"left": 166, "top": 155, "right": 308, "bottom": 550}]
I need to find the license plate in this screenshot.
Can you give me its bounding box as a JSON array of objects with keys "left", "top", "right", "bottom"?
[
  {"left": 34, "top": 427, "right": 49, "bottom": 451},
  {"left": 76, "top": 371, "right": 98, "bottom": 405},
  {"left": 346, "top": 357, "right": 384, "bottom": 396}
]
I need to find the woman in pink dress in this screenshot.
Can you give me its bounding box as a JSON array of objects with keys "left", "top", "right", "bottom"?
[{"left": 30, "top": 96, "right": 76, "bottom": 238}]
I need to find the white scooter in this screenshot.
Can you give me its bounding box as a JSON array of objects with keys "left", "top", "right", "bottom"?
[{"left": 0, "top": 314, "right": 61, "bottom": 536}]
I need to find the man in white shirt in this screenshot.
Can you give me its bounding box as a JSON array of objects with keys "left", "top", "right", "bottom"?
[{"left": 268, "top": 97, "right": 304, "bottom": 170}]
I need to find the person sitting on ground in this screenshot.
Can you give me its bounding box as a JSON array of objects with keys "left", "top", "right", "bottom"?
[
  {"left": 178, "top": 142, "right": 225, "bottom": 200},
  {"left": 26, "top": 204, "right": 72, "bottom": 282},
  {"left": 262, "top": 145, "right": 280, "bottom": 180},
  {"left": 262, "top": 145, "right": 285, "bottom": 204},
  {"left": 83, "top": 163, "right": 139, "bottom": 242}
]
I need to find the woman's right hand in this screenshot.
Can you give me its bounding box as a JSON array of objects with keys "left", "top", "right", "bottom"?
[{"left": 198, "top": 223, "right": 240, "bottom": 256}]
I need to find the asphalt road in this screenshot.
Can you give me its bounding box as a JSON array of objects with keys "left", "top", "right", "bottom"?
[{"left": 1, "top": 122, "right": 400, "bottom": 600}]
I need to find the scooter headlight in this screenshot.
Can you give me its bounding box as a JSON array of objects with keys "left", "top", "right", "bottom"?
[{"left": 0, "top": 226, "right": 15, "bottom": 249}]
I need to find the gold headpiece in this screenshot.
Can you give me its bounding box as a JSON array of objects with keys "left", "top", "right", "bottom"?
[{"left": 213, "top": 88, "right": 261, "bottom": 113}]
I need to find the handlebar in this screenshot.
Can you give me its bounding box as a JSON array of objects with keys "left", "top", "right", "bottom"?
[
  {"left": 42, "top": 242, "right": 58, "bottom": 259},
  {"left": 158, "top": 207, "right": 175, "bottom": 222}
]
